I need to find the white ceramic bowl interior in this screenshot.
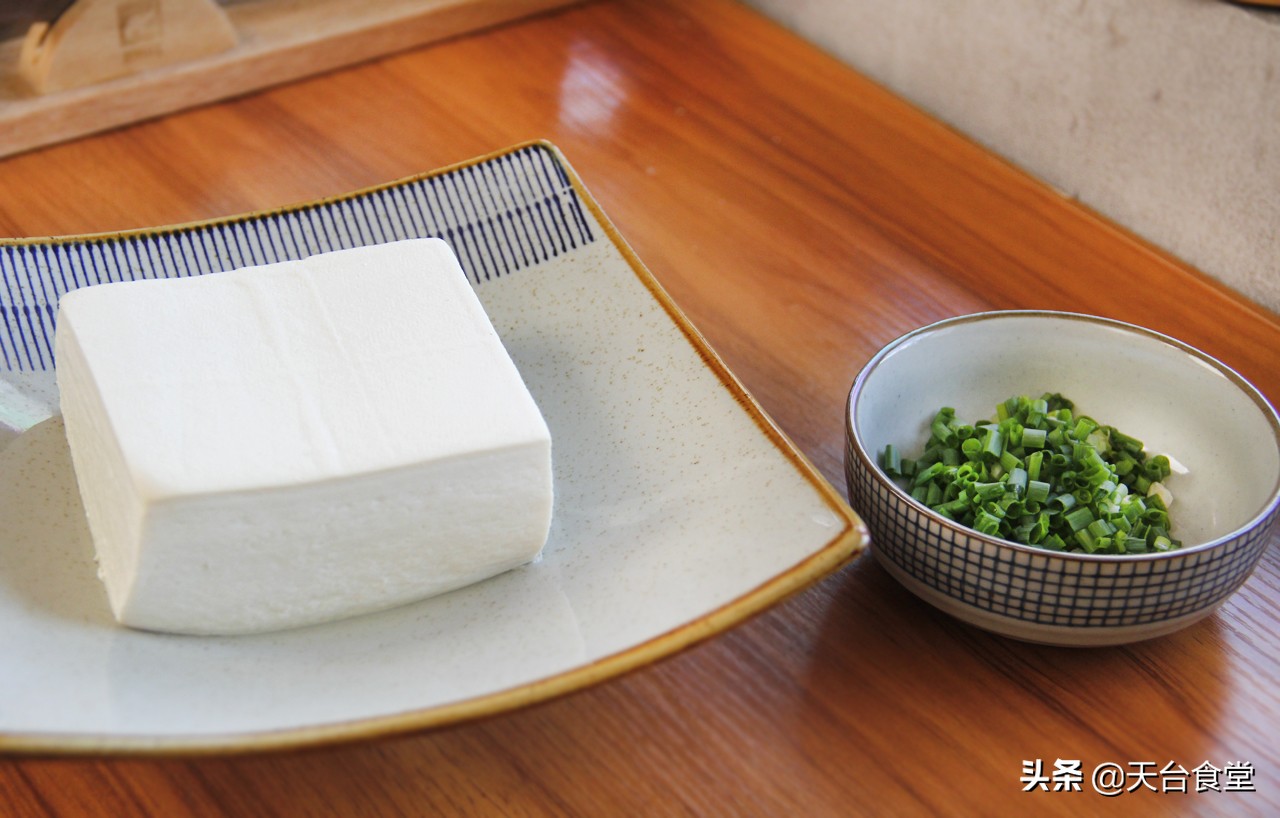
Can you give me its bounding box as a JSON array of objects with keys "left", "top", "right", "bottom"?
[{"left": 854, "top": 312, "right": 1279, "bottom": 548}]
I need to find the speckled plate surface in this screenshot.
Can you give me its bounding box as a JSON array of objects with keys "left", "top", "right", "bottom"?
[{"left": 0, "top": 141, "right": 866, "bottom": 755}]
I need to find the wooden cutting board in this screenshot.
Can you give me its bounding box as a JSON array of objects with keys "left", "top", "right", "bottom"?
[{"left": 0, "top": 0, "right": 582, "bottom": 159}]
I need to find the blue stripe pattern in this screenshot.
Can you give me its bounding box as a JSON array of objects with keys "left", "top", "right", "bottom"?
[{"left": 0, "top": 144, "right": 594, "bottom": 372}]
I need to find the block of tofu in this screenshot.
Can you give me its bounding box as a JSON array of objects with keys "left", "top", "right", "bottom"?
[{"left": 54, "top": 238, "right": 553, "bottom": 635}]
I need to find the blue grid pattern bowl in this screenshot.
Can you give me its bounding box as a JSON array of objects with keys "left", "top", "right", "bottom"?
[{"left": 845, "top": 311, "right": 1280, "bottom": 646}]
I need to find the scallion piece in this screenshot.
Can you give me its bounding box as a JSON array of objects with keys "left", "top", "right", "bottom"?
[
  {"left": 981, "top": 428, "right": 1003, "bottom": 461},
  {"left": 1021, "top": 428, "right": 1047, "bottom": 449},
  {"left": 1026, "top": 479, "right": 1051, "bottom": 504},
  {"left": 882, "top": 444, "right": 902, "bottom": 477},
  {"left": 1064, "top": 507, "right": 1095, "bottom": 532}
]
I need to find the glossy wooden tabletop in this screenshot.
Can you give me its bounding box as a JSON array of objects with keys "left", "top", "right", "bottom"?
[{"left": 2, "top": 0, "right": 1278, "bottom": 814}]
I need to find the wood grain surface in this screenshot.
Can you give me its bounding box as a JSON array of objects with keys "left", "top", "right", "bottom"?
[
  {"left": 2, "top": 0, "right": 1278, "bottom": 814},
  {"left": 0, "top": 0, "right": 584, "bottom": 157}
]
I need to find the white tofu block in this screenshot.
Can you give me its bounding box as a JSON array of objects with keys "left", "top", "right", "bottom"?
[{"left": 54, "top": 239, "right": 553, "bottom": 635}]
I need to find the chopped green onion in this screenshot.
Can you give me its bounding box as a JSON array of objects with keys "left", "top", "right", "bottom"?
[
  {"left": 1021, "top": 428, "right": 1047, "bottom": 449},
  {"left": 925, "top": 481, "right": 943, "bottom": 506},
  {"left": 1026, "top": 479, "right": 1051, "bottom": 504},
  {"left": 1007, "top": 467, "right": 1029, "bottom": 497},
  {"left": 882, "top": 444, "right": 902, "bottom": 477},
  {"left": 1086, "top": 518, "right": 1118, "bottom": 539},
  {"left": 1026, "top": 450, "right": 1044, "bottom": 482},
  {"left": 981, "top": 428, "right": 1004, "bottom": 460},
  {"left": 1050, "top": 492, "right": 1077, "bottom": 513},
  {"left": 1064, "top": 507, "right": 1095, "bottom": 532},
  {"left": 880, "top": 394, "right": 1183, "bottom": 554},
  {"left": 914, "top": 461, "right": 949, "bottom": 486},
  {"left": 974, "top": 509, "right": 1003, "bottom": 535},
  {"left": 998, "top": 450, "right": 1021, "bottom": 473}
]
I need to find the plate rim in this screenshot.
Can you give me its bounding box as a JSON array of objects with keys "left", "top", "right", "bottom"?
[{"left": 0, "top": 139, "right": 868, "bottom": 757}]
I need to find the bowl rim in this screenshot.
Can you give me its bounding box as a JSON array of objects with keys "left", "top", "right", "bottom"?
[{"left": 846, "top": 309, "right": 1280, "bottom": 561}]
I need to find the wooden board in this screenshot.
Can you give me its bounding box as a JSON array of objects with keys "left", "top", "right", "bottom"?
[{"left": 0, "top": 0, "right": 582, "bottom": 158}]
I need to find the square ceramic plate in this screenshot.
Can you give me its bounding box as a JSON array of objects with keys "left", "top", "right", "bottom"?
[{"left": 0, "top": 141, "right": 866, "bottom": 755}]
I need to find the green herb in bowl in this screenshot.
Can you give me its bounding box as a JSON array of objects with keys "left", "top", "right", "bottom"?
[{"left": 881, "top": 393, "right": 1181, "bottom": 554}]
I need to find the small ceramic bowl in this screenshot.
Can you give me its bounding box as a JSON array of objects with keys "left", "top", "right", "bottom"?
[{"left": 845, "top": 311, "right": 1280, "bottom": 646}]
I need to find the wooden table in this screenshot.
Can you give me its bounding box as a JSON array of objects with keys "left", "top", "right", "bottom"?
[{"left": 2, "top": 0, "right": 1278, "bottom": 814}]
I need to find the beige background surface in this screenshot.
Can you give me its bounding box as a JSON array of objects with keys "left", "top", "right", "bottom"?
[{"left": 744, "top": 0, "right": 1280, "bottom": 314}]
